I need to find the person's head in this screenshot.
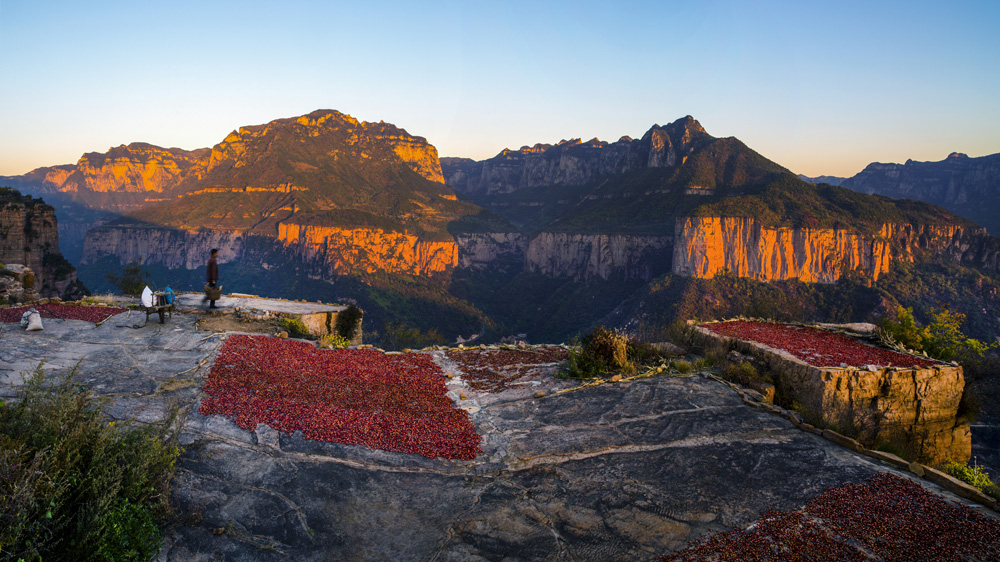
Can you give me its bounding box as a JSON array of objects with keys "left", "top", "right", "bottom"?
[{"left": 211, "top": 248, "right": 219, "bottom": 257}]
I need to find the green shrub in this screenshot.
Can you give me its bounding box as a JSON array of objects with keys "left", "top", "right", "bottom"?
[
  {"left": 626, "top": 340, "right": 665, "bottom": 366},
  {"left": 879, "top": 306, "right": 998, "bottom": 361},
  {"left": 281, "top": 316, "right": 311, "bottom": 339},
  {"left": 723, "top": 361, "right": 760, "bottom": 387},
  {"left": 0, "top": 364, "right": 181, "bottom": 561},
  {"left": 692, "top": 357, "right": 711, "bottom": 371},
  {"left": 335, "top": 303, "right": 364, "bottom": 341},
  {"left": 672, "top": 360, "right": 693, "bottom": 374},
  {"left": 562, "top": 327, "right": 633, "bottom": 378},
  {"left": 942, "top": 461, "right": 1000, "bottom": 500},
  {"left": 319, "top": 333, "right": 351, "bottom": 349}
]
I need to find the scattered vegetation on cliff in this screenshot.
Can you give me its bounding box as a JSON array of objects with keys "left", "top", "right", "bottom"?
[
  {"left": 693, "top": 176, "right": 968, "bottom": 234},
  {"left": 877, "top": 304, "right": 1000, "bottom": 427},
  {"left": 877, "top": 306, "right": 998, "bottom": 362},
  {"left": 941, "top": 461, "right": 1000, "bottom": 500},
  {"left": 562, "top": 326, "right": 670, "bottom": 378},
  {"left": 0, "top": 186, "right": 48, "bottom": 208},
  {"left": 280, "top": 316, "right": 311, "bottom": 339},
  {"left": 0, "top": 365, "right": 181, "bottom": 562}
]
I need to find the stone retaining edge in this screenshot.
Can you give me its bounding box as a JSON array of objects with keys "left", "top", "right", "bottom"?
[{"left": 702, "top": 371, "right": 998, "bottom": 512}]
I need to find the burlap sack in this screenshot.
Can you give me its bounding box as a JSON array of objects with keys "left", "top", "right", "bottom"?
[{"left": 25, "top": 311, "right": 43, "bottom": 331}]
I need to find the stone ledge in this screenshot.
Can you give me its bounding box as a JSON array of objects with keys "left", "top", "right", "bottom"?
[
  {"left": 691, "top": 322, "right": 969, "bottom": 465},
  {"left": 701, "top": 372, "right": 998, "bottom": 513}
]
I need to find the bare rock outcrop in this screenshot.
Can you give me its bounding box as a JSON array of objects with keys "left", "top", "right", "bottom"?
[
  {"left": 0, "top": 189, "right": 82, "bottom": 298},
  {"left": 442, "top": 116, "right": 710, "bottom": 196},
  {"left": 673, "top": 216, "right": 1000, "bottom": 283},
  {"left": 524, "top": 232, "right": 672, "bottom": 281},
  {"left": 277, "top": 223, "right": 457, "bottom": 276},
  {"left": 842, "top": 152, "right": 1000, "bottom": 236},
  {"left": 784, "top": 364, "right": 970, "bottom": 464},
  {"left": 81, "top": 226, "right": 245, "bottom": 270}
]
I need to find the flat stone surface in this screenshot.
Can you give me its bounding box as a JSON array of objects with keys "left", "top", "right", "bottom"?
[
  {"left": 0, "top": 316, "right": 993, "bottom": 561},
  {"left": 173, "top": 292, "right": 345, "bottom": 315}
]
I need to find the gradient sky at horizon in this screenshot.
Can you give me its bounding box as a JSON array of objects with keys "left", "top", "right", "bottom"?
[{"left": 1, "top": 0, "right": 997, "bottom": 177}]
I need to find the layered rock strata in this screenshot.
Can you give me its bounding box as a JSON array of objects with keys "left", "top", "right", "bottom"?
[
  {"left": 0, "top": 191, "right": 82, "bottom": 298},
  {"left": 524, "top": 232, "right": 673, "bottom": 281},
  {"left": 673, "top": 217, "right": 1000, "bottom": 283},
  {"left": 81, "top": 226, "right": 246, "bottom": 270},
  {"left": 692, "top": 325, "right": 970, "bottom": 465},
  {"left": 277, "top": 223, "right": 457, "bottom": 276}
]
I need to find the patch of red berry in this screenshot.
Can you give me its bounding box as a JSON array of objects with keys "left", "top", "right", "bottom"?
[
  {"left": 199, "top": 335, "right": 481, "bottom": 460},
  {"left": 661, "top": 473, "right": 1000, "bottom": 561},
  {"left": 0, "top": 303, "right": 125, "bottom": 324},
  {"left": 703, "top": 321, "right": 937, "bottom": 368},
  {"left": 445, "top": 347, "right": 568, "bottom": 393}
]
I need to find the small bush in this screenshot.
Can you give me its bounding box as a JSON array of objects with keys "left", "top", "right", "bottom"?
[
  {"left": 626, "top": 340, "right": 665, "bottom": 366},
  {"left": 335, "top": 304, "right": 364, "bottom": 341},
  {"left": 703, "top": 340, "right": 730, "bottom": 366},
  {"left": 281, "top": 317, "right": 311, "bottom": 339},
  {"left": 319, "top": 333, "right": 351, "bottom": 349},
  {"left": 0, "top": 364, "right": 181, "bottom": 561},
  {"left": 562, "top": 327, "right": 633, "bottom": 378},
  {"left": 723, "top": 361, "right": 760, "bottom": 386},
  {"left": 942, "top": 461, "right": 1000, "bottom": 500},
  {"left": 692, "top": 357, "right": 711, "bottom": 371},
  {"left": 672, "top": 360, "right": 693, "bottom": 374}
]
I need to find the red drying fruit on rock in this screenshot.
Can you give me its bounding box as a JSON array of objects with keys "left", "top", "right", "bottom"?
[
  {"left": 660, "top": 473, "right": 1000, "bottom": 561},
  {"left": 445, "top": 346, "right": 568, "bottom": 393},
  {"left": 703, "top": 321, "right": 937, "bottom": 368},
  {"left": 0, "top": 303, "right": 125, "bottom": 324},
  {"left": 199, "top": 335, "right": 481, "bottom": 460}
]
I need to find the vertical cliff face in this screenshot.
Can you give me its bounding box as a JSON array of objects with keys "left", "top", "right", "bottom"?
[
  {"left": 81, "top": 226, "right": 246, "bottom": 270},
  {"left": 81, "top": 222, "right": 458, "bottom": 278},
  {"left": 524, "top": 233, "right": 673, "bottom": 281},
  {"left": 454, "top": 232, "right": 530, "bottom": 271},
  {"left": 672, "top": 217, "right": 1000, "bottom": 283},
  {"left": 442, "top": 116, "right": 711, "bottom": 196},
  {"left": 0, "top": 189, "right": 82, "bottom": 298},
  {"left": 277, "top": 223, "right": 457, "bottom": 275}
]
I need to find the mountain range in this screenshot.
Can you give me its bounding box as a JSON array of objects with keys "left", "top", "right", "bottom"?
[{"left": 4, "top": 110, "right": 1000, "bottom": 345}]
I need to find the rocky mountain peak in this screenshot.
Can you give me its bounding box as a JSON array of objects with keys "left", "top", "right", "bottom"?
[{"left": 948, "top": 152, "right": 969, "bottom": 159}]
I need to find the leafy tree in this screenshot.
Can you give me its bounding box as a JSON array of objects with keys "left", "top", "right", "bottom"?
[
  {"left": 879, "top": 306, "right": 997, "bottom": 361},
  {"left": 105, "top": 261, "right": 151, "bottom": 296}
]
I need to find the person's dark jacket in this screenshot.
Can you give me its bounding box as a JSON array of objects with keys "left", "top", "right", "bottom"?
[{"left": 207, "top": 256, "right": 219, "bottom": 286}]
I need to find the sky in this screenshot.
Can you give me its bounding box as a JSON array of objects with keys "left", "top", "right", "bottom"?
[{"left": 1, "top": 0, "right": 997, "bottom": 177}]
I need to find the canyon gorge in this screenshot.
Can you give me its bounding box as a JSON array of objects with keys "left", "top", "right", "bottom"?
[{"left": 4, "top": 109, "right": 1000, "bottom": 344}]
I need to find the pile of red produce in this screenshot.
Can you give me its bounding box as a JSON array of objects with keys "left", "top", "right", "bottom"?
[
  {"left": 199, "top": 335, "right": 481, "bottom": 460},
  {"left": 0, "top": 303, "right": 125, "bottom": 324},
  {"left": 661, "top": 473, "right": 1000, "bottom": 561},
  {"left": 703, "top": 321, "right": 937, "bottom": 368},
  {"left": 445, "top": 346, "right": 568, "bottom": 393}
]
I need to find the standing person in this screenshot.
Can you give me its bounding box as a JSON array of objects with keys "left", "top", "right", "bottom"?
[{"left": 206, "top": 248, "right": 220, "bottom": 308}]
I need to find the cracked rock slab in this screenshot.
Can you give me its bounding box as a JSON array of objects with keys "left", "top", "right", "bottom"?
[{"left": 1, "top": 317, "right": 992, "bottom": 561}]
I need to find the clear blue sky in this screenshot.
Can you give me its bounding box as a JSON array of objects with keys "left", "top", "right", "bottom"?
[{"left": 1, "top": 0, "right": 997, "bottom": 177}]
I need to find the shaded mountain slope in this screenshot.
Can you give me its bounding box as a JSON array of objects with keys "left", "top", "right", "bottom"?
[{"left": 840, "top": 152, "right": 1000, "bottom": 236}]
